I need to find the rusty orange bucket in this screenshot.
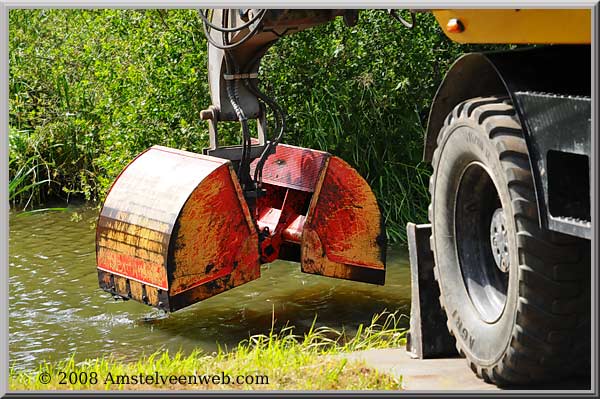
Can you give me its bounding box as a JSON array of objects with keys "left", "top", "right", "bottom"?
[{"left": 96, "top": 144, "right": 385, "bottom": 312}]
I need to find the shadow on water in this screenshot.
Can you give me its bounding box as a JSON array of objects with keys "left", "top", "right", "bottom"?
[{"left": 9, "top": 205, "right": 412, "bottom": 370}]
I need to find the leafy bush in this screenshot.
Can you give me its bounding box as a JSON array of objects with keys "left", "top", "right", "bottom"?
[
  {"left": 9, "top": 9, "right": 494, "bottom": 242},
  {"left": 10, "top": 10, "right": 210, "bottom": 204}
]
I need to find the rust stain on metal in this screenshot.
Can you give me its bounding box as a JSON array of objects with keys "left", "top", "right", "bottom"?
[
  {"left": 97, "top": 236, "right": 165, "bottom": 265},
  {"left": 129, "top": 280, "right": 144, "bottom": 302},
  {"left": 97, "top": 226, "right": 166, "bottom": 255},
  {"left": 145, "top": 285, "right": 159, "bottom": 306},
  {"left": 97, "top": 247, "right": 168, "bottom": 289},
  {"left": 114, "top": 275, "right": 128, "bottom": 295}
]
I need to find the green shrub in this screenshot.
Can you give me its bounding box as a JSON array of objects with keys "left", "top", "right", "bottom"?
[{"left": 9, "top": 10, "right": 211, "bottom": 204}]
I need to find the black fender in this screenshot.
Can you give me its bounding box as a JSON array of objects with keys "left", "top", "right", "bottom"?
[{"left": 424, "top": 45, "right": 591, "bottom": 238}]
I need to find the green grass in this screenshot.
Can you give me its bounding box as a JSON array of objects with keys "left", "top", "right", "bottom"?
[{"left": 10, "top": 311, "right": 406, "bottom": 391}]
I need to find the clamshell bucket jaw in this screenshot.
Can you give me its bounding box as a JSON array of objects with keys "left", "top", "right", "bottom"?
[
  {"left": 252, "top": 144, "right": 386, "bottom": 285},
  {"left": 301, "top": 156, "right": 386, "bottom": 284},
  {"left": 96, "top": 144, "right": 386, "bottom": 312},
  {"left": 96, "top": 146, "right": 260, "bottom": 312}
]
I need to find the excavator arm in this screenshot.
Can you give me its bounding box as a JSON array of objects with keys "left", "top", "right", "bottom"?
[
  {"left": 203, "top": 9, "right": 355, "bottom": 122},
  {"left": 199, "top": 9, "right": 361, "bottom": 196}
]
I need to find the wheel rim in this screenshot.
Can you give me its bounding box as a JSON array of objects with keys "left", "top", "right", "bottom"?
[{"left": 454, "top": 161, "right": 509, "bottom": 323}]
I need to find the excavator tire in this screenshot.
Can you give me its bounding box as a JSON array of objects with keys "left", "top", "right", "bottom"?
[{"left": 428, "top": 96, "right": 590, "bottom": 386}]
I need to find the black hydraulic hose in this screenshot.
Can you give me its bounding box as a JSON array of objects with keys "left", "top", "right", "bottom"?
[
  {"left": 250, "top": 80, "right": 285, "bottom": 144},
  {"left": 199, "top": 9, "right": 266, "bottom": 33},
  {"left": 202, "top": 10, "right": 282, "bottom": 187},
  {"left": 220, "top": 12, "right": 254, "bottom": 186},
  {"left": 240, "top": 77, "right": 282, "bottom": 146},
  {"left": 225, "top": 88, "right": 252, "bottom": 185},
  {"left": 221, "top": 26, "right": 252, "bottom": 187},
  {"left": 245, "top": 80, "right": 285, "bottom": 146},
  {"left": 244, "top": 79, "right": 286, "bottom": 185},
  {"left": 223, "top": 76, "right": 251, "bottom": 182},
  {"left": 241, "top": 56, "right": 286, "bottom": 185},
  {"left": 245, "top": 55, "right": 285, "bottom": 144},
  {"left": 201, "top": 9, "right": 266, "bottom": 50}
]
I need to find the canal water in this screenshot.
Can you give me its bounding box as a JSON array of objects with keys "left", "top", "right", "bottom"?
[{"left": 9, "top": 206, "right": 411, "bottom": 371}]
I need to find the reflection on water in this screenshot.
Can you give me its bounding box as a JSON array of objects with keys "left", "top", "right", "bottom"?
[{"left": 9, "top": 206, "right": 411, "bottom": 371}]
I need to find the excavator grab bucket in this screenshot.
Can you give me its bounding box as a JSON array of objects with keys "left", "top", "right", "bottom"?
[
  {"left": 252, "top": 144, "right": 386, "bottom": 285},
  {"left": 96, "top": 145, "right": 260, "bottom": 312},
  {"left": 96, "top": 144, "right": 385, "bottom": 312}
]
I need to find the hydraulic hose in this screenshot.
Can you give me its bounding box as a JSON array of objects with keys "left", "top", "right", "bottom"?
[
  {"left": 199, "top": 9, "right": 266, "bottom": 33},
  {"left": 200, "top": 9, "right": 267, "bottom": 50}
]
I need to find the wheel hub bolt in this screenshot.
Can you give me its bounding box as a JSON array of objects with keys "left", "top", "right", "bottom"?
[{"left": 490, "top": 208, "right": 510, "bottom": 273}]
